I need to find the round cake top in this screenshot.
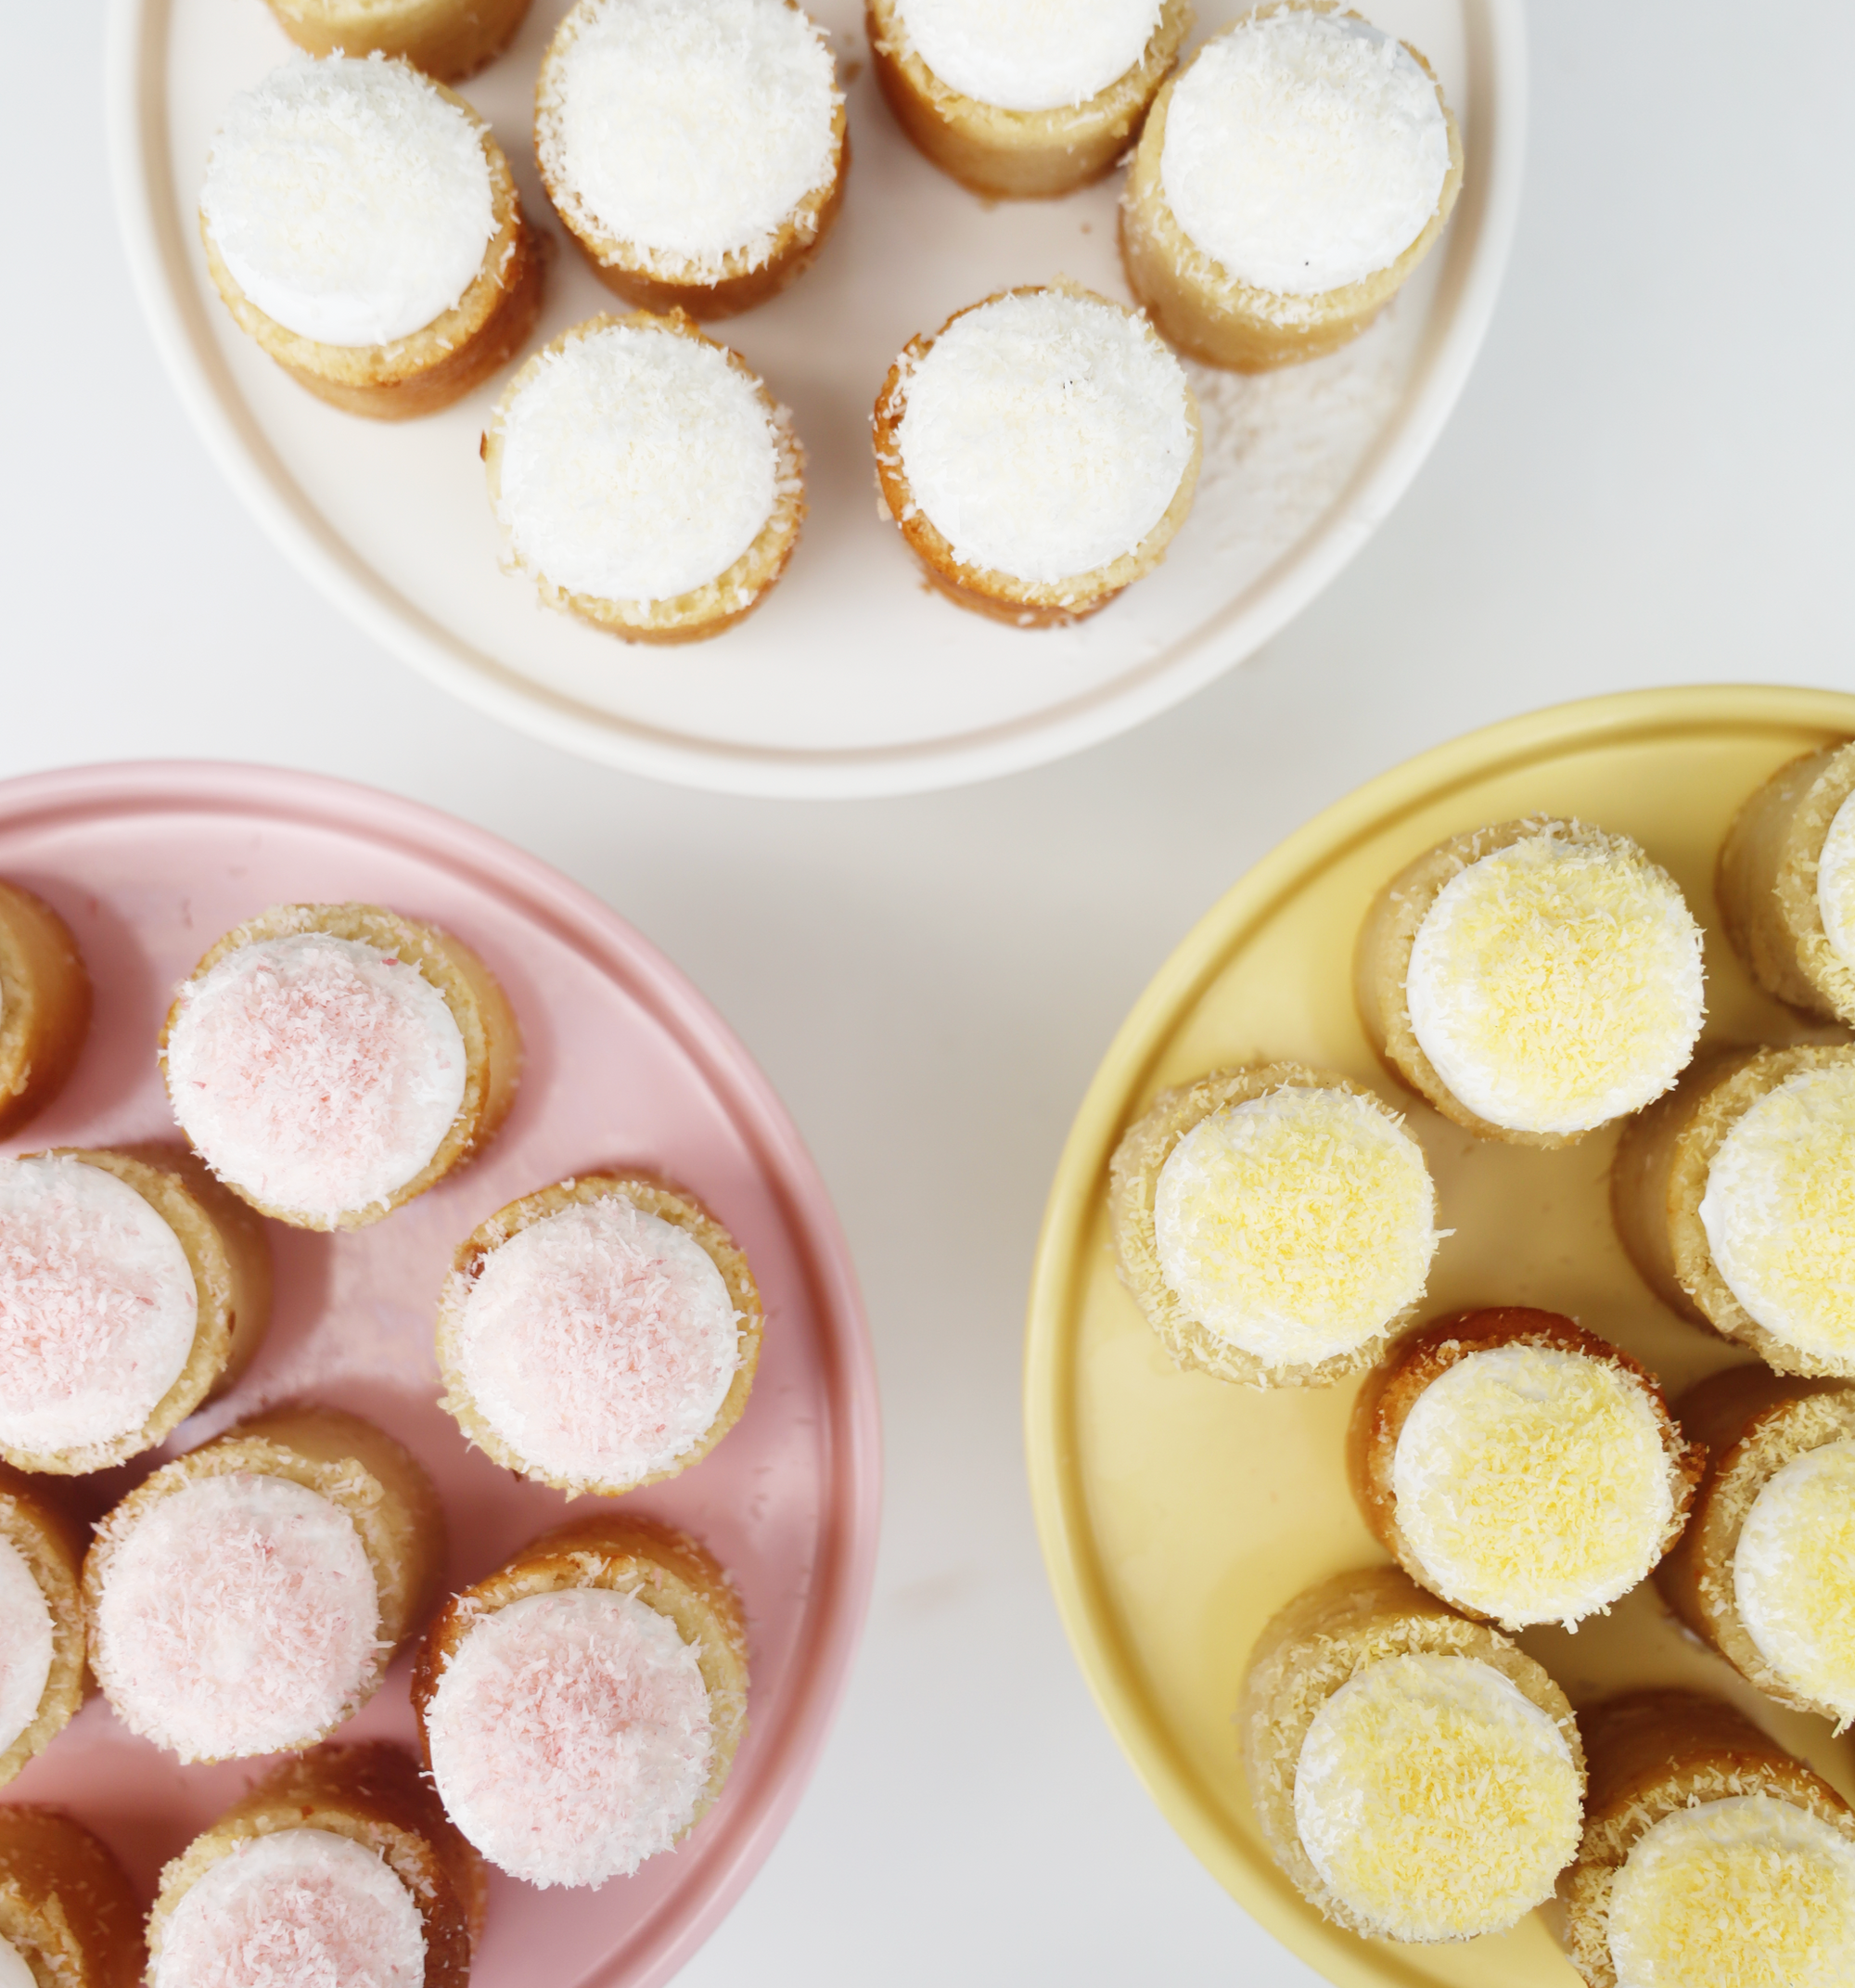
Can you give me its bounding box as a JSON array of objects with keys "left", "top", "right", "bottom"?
[
  {"left": 0, "top": 1153, "right": 198, "bottom": 1456},
  {"left": 1701, "top": 1064, "right": 1855, "bottom": 1363},
  {"left": 1391, "top": 1343, "right": 1675, "bottom": 1628},
  {"left": 540, "top": 0, "right": 838, "bottom": 271},
  {"left": 166, "top": 932, "right": 467, "bottom": 1221},
  {"left": 94, "top": 1471, "right": 380, "bottom": 1761},
  {"left": 1159, "top": 10, "right": 1452, "bottom": 297},
  {"left": 494, "top": 322, "right": 782, "bottom": 605},
  {"left": 1735, "top": 1437, "right": 1855, "bottom": 1726},
  {"left": 0, "top": 1534, "right": 53, "bottom": 1757},
  {"left": 893, "top": 0, "right": 1163, "bottom": 113},
  {"left": 453, "top": 1198, "right": 741, "bottom": 1487},
  {"left": 1153, "top": 1084, "right": 1437, "bottom": 1366},
  {"left": 1821, "top": 787, "right": 1855, "bottom": 969},
  {"left": 201, "top": 55, "right": 496, "bottom": 348},
  {"left": 0, "top": 1941, "right": 32, "bottom": 1988},
  {"left": 153, "top": 1828, "right": 426, "bottom": 1988},
  {"left": 425, "top": 1586, "right": 713, "bottom": 1887},
  {"left": 1404, "top": 827, "right": 1705, "bottom": 1135},
  {"left": 1293, "top": 1651, "right": 1581, "bottom": 1942},
  {"left": 893, "top": 289, "right": 1195, "bottom": 585},
  {"left": 1606, "top": 1794, "right": 1855, "bottom": 1988}
]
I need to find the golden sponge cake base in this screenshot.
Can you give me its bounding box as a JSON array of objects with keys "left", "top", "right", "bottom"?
[
  {"left": 261, "top": 0, "right": 532, "bottom": 83},
  {"left": 0, "top": 880, "right": 89, "bottom": 1141},
  {"left": 0, "top": 1809, "right": 142, "bottom": 1988},
  {"left": 0, "top": 1468, "right": 86, "bottom": 1789}
]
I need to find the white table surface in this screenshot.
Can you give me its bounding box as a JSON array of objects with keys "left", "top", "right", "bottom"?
[{"left": 8, "top": 3, "right": 1855, "bottom": 1982}]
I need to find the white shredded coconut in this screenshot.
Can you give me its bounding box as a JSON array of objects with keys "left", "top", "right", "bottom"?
[
  {"left": 201, "top": 55, "right": 496, "bottom": 347},
  {"left": 1818, "top": 788, "right": 1855, "bottom": 969},
  {"left": 1159, "top": 11, "right": 1450, "bottom": 297},
  {"left": 894, "top": 289, "right": 1193, "bottom": 584},
  {"left": 893, "top": 0, "right": 1162, "bottom": 112},
  {"left": 1735, "top": 1438, "right": 1855, "bottom": 1726},
  {"left": 495, "top": 324, "right": 780, "bottom": 604},
  {"left": 153, "top": 1829, "right": 426, "bottom": 1988},
  {"left": 541, "top": 0, "right": 838, "bottom": 269},
  {"left": 0, "top": 1154, "right": 198, "bottom": 1456},
  {"left": 0, "top": 1536, "right": 53, "bottom": 1757},
  {"left": 0, "top": 1942, "right": 32, "bottom": 1988}
]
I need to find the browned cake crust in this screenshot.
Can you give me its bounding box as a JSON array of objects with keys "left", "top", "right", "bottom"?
[
  {"left": 0, "top": 882, "right": 90, "bottom": 1141},
  {"left": 260, "top": 0, "right": 533, "bottom": 82},
  {"left": 0, "top": 1470, "right": 86, "bottom": 1789},
  {"left": 0, "top": 1807, "right": 142, "bottom": 1988}
]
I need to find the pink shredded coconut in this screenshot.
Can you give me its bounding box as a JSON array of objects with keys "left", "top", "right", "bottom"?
[{"left": 426, "top": 1587, "right": 713, "bottom": 1887}]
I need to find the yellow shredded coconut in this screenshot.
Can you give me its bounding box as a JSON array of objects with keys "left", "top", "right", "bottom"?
[
  {"left": 1293, "top": 1652, "right": 1581, "bottom": 1941},
  {"left": 1404, "top": 829, "right": 1704, "bottom": 1135},
  {"left": 1701, "top": 1067, "right": 1855, "bottom": 1363},
  {"left": 1606, "top": 1795, "right": 1855, "bottom": 1988},
  {"left": 1390, "top": 1344, "right": 1674, "bottom": 1628},
  {"left": 1151, "top": 1086, "right": 1438, "bottom": 1364},
  {"left": 1734, "top": 1439, "right": 1855, "bottom": 1728}
]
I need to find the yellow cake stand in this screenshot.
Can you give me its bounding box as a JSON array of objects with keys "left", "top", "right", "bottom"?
[{"left": 1026, "top": 686, "right": 1855, "bottom": 1987}]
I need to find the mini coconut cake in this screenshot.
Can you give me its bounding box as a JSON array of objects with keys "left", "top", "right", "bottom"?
[
  {"left": 83, "top": 1405, "right": 444, "bottom": 1764},
  {"left": 537, "top": 0, "right": 846, "bottom": 316},
  {"left": 162, "top": 903, "right": 519, "bottom": 1231},
  {"left": 438, "top": 1173, "right": 762, "bottom": 1498},
  {"left": 0, "top": 1148, "right": 271, "bottom": 1475},
  {"left": 1718, "top": 740, "right": 1855, "bottom": 1025},
  {"left": 1356, "top": 817, "right": 1706, "bottom": 1148},
  {"left": 0, "top": 881, "right": 89, "bottom": 1141},
  {"left": 1109, "top": 1063, "right": 1439, "bottom": 1388},
  {"left": 413, "top": 1516, "right": 748, "bottom": 1889},
  {"left": 147, "top": 1742, "right": 486, "bottom": 1988},
  {"left": 486, "top": 312, "right": 805, "bottom": 643},
  {"left": 1242, "top": 1566, "right": 1584, "bottom": 1943},
  {"left": 199, "top": 56, "right": 541, "bottom": 419},
  {"left": 261, "top": 0, "right": 532, "bottom": 82},
  {"left": 0, "top": 1469, "right": 84, "bottom": 1789},
  {"left": 0, "top": 1808, "right": 142, "bottom": 1988},
  {"left": 867, "top": 0, "right": 1190, "bottom": 199},
  {"left": 1121, "top": 3, "right": 1463, "bottom": 370},
  {"left": 1614, "top": 1044, "right": 1855, "bottom": 1378},
  {"left": 1349, "top": 1309, "right": 1702, "bottom": 1632},
  {"left": 1560, "top": 1688, "right": 1855, "bottom": 1988},
  {"left": 872, "top": 285, "right": 1201, "bottom": 627}
]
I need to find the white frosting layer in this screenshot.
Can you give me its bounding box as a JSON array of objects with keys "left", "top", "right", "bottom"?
[
  {"left": 496, "top": 325, "right": 780, "bottom": 605},
  {"left": 894, "top": 289, "right": 1194, "bottom": 584},
  {"left": 0, "top": 1941, "right": 32, "bottom": 1988},
  {"left": 1817, "top": 787, "right": 1855, "bottom": 969},
  {"left": 1391, "top": 1344, "right": 1674, "bottom": 1627},
  {"left": 95, "top": 1472, "right": 379, "bottom": 1761},
  {"left": 426, "top": 1586, "right": 712, "bottom": 1888},
  {"left": 542, "top": 0, "right": 838, "bottom": 267},
  {"left": 1294, "top": 1651, "right": 1581, "bottom": 1942},
  {"left": 1404, "top": 830, "right": 1705, "bottom": 1135},
  {"left": 455, "top": 1199, "right": 739, "bottom": 1486},
  {"left": 1701, "top": 1064, "right": 1855, "bottom": 1363},
  {"left": 1153, "top": 1085, "right": 1437, "bottom": 1365},
  {"left": 1607, "top": 1795, "right": 1855, "bottom": 1988},
  {"left": 1160, "top": 11, "right": 1450, "bottom": 297},
  {"left": 894, "top": 0, "right": 1162, "bottom": 112},
  {"left": 0, "top": 1154, "right": 198, "bottom": 1455},
  {"left": 1735, "top": 1438, "right": 1855, "bottom": 1725},
  {"left": 167, "top": 932, "right": 467, "bottom": 1221},
  {"left": 0, "top": 1535, "right": 53, "bottom": 1757},
  {"left": 153, "top": 1829, "right": 426, "bottom": 1988},
  {"left": 201, "top": 56, "right": 495, "bottom": 347}
]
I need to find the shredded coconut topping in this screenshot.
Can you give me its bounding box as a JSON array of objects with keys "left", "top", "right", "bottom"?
[
  {"left": 201, "top": 55, "right": 495, "bottom": 348},
  {"left": 1159, "top": 11, "right": 1450, "bottom": 297},
  {"left": 454, "top": 1199, "right": 739, "bottom": 1486},
  {"left": 0, "top": 1155, "right": 198, "bottom": 1456},
  {"left": 1606, "top": 1795, "right": 1855, "bottom": 1988},
  {"left": 894, "top": 289, "right": 1194, "bottom": 584},
  {"left": 1820, "top": 789, "right": 1855, "bottom": 971},
  {"left": 167, "top": 933, "right": 466, "bottom": 1221},
  {"left": 95, "top": 1472, "right": 380, "bottom": 1762},
  {"left": 495, "top": 325, "right": 780, "bottom": 604},
  {"left": 153, "top": 1829, "right": 425, "bottom": 1988},
  {"left": 541, "top": 0, "right": 838, "bottom": 269},
  {"left": 1735, "top": 1438, "right": 1855, "bottom": 1727},
  {"left": 426, "top": 1587, "right": 713, "bottom": 1888},
  {"left": 0, "top": 1942, "right": 32, "bottom": 1988},
  {"left": 1293, "top": 1651, "right": 1580, "bottom": 1941},
  {"left": 1701, "top": 1066, "right": 1855, "bottom": 1362},
  {"left": 1405, "top": 829, "right": 1705, "bottom": 1135},
  {"left": 1153, "top": 1085, "right": 1437, "bottom": 1363},
  {"left": 1391, "top": 1345, "right": 1674, "bottom": 1628},
  {"left": 0, "top": 1535, "right": 53, "bottom": 1757},
  {"left": 893, "top": 0, "right": 1161, "bottom": 112}
]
